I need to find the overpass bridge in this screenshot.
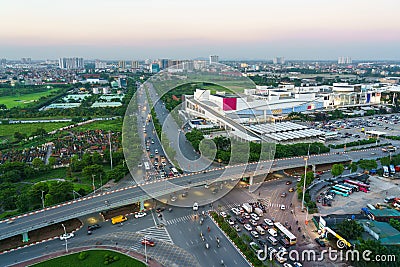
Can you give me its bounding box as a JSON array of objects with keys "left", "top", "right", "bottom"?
[{"left": 0, "top": 152, "right": 351, "bottom": 241}]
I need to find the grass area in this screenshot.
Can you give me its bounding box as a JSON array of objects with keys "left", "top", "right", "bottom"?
[
  {"left": 0, "top": 122, "right": 72, "bottom": 141},
  {"left": 29, "top": 167, "right": 68, "bottom": 183},
  {"left": 0, "top": 89, "right": 58, "bottom": 108},
  {"left": 72, "top": 119, "right": 123, "bottom": 132},
  {"left": 33, "top": 249, "right": 146, "bottom": 267}
]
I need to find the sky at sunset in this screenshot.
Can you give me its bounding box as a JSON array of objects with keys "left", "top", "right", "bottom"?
[{"left": 1, "top": 0, "right": 400, "bottom": 60}]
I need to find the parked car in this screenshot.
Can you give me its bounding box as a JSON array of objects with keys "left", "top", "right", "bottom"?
[
  {"left": 250, "top": 219, "right": 258, "bottom": 226},
  {"left": 264, "top": 218, "right": 274, "bottom": 226},
  {"left": 227, "top": 218, "right": 235, "bottom": 225},
  {"left": 237, "top": 217, "right": 245, "bottom": 224},
  {"left": 250, "top": 230, "right": 259, "bottom": 238},
  {"left": 233, "top": 224, "right": 241, "bottom": 232},
  {"left": 220, "top": 211, "right": 227, "bottom": 218},
  {"left": 250, "top": 213, "right": 259, "bottom": 221}
]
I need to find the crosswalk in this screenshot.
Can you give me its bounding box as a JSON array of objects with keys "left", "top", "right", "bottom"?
[
  {"left": 136, "top": 225, "right": 173, "bottom": 244},
  {"left": 165, "top": 214, "right": 197, "bottom": 225},
  {"left": 220, "top": 198, "right": 283, "bottom": 210}
]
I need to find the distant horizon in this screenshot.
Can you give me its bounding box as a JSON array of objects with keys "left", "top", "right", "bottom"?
[
  {"left": 3, "top": 57, "right": 400, "bottom": 62},
  {"left": 1, "top": 0, "right": 400, "bottom": 60}
]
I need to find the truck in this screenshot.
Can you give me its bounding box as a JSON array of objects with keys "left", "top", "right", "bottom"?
[
  {"left": 390, "top": 165, "right": 396, "bottom": 177},
  {"left": 254, "top": 207, "right": 263, "bottom": 217},
  {"left": 111, "top": 215, "right": 128, "bottom": 225},
  {"left": 242, "top": 203, "right": 253, "bottom": 213},
  {"left": 383, "top": 166, "right": 390, "bottom": 178}
]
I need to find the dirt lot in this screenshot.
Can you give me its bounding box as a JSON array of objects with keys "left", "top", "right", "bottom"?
[
  {"left": 101, "top": 203, "right": 140, "bottom": 220},
  {"left": 0, "top": 218, "right": 82, "bottom": 252}
]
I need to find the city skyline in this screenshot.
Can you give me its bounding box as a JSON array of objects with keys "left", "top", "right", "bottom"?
[{"left": 1, "top": 0, "right": 400, "bottom": 60}]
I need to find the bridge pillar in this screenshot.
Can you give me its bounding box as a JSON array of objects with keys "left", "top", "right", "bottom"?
[
  {"left": 312, "top": 164, "right": 316, "bottom": 172},
  {"left": 140, "top": 199, "right": 145, "bottom": 211},
  {"left": 22, "top": 232, "right": 29, "bottom": 243},
  {"left": 249, "top": 175, "right": 253, "bottom": 185}
]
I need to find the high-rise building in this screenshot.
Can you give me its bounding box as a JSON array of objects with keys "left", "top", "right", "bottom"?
[
  {"left": 0, "top": 59, "right": 6, "bottom": 66},
  {"left": 338, "top": 56, "right": 352, "bottom": 64},
  {"left": 59, "top": 57, "right": 84, "bottom": 69},
  {"left": 158, "top": 59, "right": 170, "bottom": 69},
  {"left": 95, "top": 60, "right": 107, "bottom": 69},
  {"left": 150, "top": 63, "right": 160, "bottom": 73},
  {"left": 131, "top": 60, "right": 139, "bottom": 69},
  {"left": 209, "top": 55, "right": 219, "bottom": 64},
  {"left": 273, "top": 57, "right": 285, "bottom": 64},
  {"left": 118, "top": 60, "right": 126, "bottom": 70},
  {"left": 21, "top": 58, "right": 32, "bottom": 64}
]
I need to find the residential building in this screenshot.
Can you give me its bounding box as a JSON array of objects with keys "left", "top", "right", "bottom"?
[
  {"left": 59, "top": 57, "right": 84, "bottom": 69},
  {"left": 209, "top": 55, "right": 219, "bottom": 64}
]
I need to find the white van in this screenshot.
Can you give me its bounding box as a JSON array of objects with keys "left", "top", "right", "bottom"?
[
  {"left": 267, "top": 236, "right": 278, "bottom": 245},
  {"left": 256, "top": 226, "right": 265, "bottom": 235},
  {"left": 268, "top": 228, "right": 277, "bottom": 237}
]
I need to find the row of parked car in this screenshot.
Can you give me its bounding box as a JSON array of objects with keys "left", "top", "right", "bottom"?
[{"left": 225, "top": 205, "right": 302, "bottom": 267}]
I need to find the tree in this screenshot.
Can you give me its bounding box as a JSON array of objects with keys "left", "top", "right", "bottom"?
[
  {"left": 14, "top": 131, "right": 27, "bottom": 141},
  {"left": 336, "top": 219, "right": 363, "bottom": 240},
  {"left": 48, "top": 157, "right": 56, "bottom": 167},
  {"left": 82, "top": 164, "right": 104, "bottom": 178},
  {"left": 331, "top": 164, "right": 344, "bottom": 177},
  {"left": 349, "top": 162, "right": 358, "bottom": 173},
  {"left": 380, "top": 156, "right": 391, "bottom": 166},
  {"left": 28, "top": 182, "right": 49, "bottom": 207},
  {"left": 91, "top": 152, "right": 103, "bottom": 165},
  {"left": 357, "top": 159, "right": 378, "bottom": 171},
  {"left": 32, "top": 157, "right": 45, "bottom": 170}
]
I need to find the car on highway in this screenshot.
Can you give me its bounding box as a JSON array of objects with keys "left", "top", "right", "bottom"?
[
  {"left": 250, "top": 213, "right": 259, "bottom": 220},
  {"left": 155, "top": 149, "right": 159, "bottom": 154},
  {"left": 280, "top": 205, "right": 286, "bottom": 210},
  {"left": 60, "top": 233, "right": 74, "bottom": 240},
  {"left": 193, "top": 202, "right": 199, "bottom": 211},
  {"left": 227, "top": 218, "right": 235, "bottom": 225},
  {"left": 231, "top": 207, "right": 241, "bottom": 215},
  {"left": 220, "top": 211, "right": 227, "bottom": 218},
  {"left": 87, "top": 224, "right": 101, "bottom": 231},
  {"left": 281, "top": 192, "right": 287, "bottom": 198},
  {"left": 170, "top": 196, "right": 177, "bottom": 202},
  {"left": 135, "top": 212, "right": 147, "bottom": 218},
  {"left": 289, "top": 187, "right": 294, "bottom": 192},
  {"left": 242, "top": 212, "right": 250, "bottom": 219},
  {"left": 244, "top": 224, "right": 252, "bottom": 231},
  {"left": 156, "top": 207, "right": 165, "bottom": 213},
  {"left": 249, "top": 241, "right": 261, "bottom": 252},
  {"left": 250, "top": 230, "right": 259, "bottom": 238},
  {"left": 141, "top": 238, "right": 156, "bottom": 247},
  {"left": 286, "top": 181, "right": 292, "bottom": 185},
  {"left": 264, "top": 218, "right": 274, "bottom": 226},
  {"left": 237, "top": 217, "right": 245, "bottom": 224},
  {"left": 250, "top": 219, "right": 258, "bottom": 226},
  {"left": 233, "top": 224, "right": 241, "bottom": 232},
  {"left": 297, "top": 177, "right": 301, "bottom": 182}
]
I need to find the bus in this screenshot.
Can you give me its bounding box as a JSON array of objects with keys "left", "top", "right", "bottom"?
[
  {"left": 337, "top": 183, "right": 355, "bottom": 193},
  {"left": 383, "top": 166, "right": 390, "bottom": 178},
  {"left": 170, "top": 167, "right": 179, "bottom": 177},
  {"left": 274, "top": 222, "right": 297, "bottom": 245},
  {"left": 343, "top": 183, "right": 359, "bottom": 192},
  {"left": 332, "top": 186, "right": 351, "bottom": 195},
  {"left": 334, "top": 184, "right": 353, "bottom": 194},
  {"left": 366, "top": 204, "right": 376, "bottom": 210},
  {"left": 330, "top": 189, "right": 349, "bottom": 197},
  {"left": 144, "top": 162, "right": 150, "bottom": 171},
  {"left": 344, "top": 179, "right": 370, "bottom": 193}
]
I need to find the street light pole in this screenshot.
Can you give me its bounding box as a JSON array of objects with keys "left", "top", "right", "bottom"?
[
  {"left": 92, "top": 174, "right": 96, "bottom": 194},
  {"left": 301, "top": 144, "right": 311, "bottom": 211},
  {"left": 61, "top": 223, "right": 68, "bottom": 253},
  {"left": 144, "top": 235, "right": 148, "bottom": 263},
  {"left": 41, "top": 190, "right": 45, "bottom": 210}
]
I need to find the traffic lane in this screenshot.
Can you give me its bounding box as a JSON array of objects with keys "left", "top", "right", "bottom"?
[{"left": 165, "top": 208, "right": 249, "bottom": 267}]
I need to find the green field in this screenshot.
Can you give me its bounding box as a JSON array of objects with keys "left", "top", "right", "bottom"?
[
  {"left": 0, "top": 89, "right": 58, "bottom": 108},
  {"left": 72, "top": 119, "right": 123, "bottom": 132},
  {"left": 0, "top": 122, "right": 72, "bottom": 142},
  {"left": 33, "top": 250, "right": 146, "bottom": 267}
]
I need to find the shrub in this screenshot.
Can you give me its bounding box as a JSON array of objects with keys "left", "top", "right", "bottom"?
[{"left": 78, "top": 251, "right": 88, "bottom": 260}]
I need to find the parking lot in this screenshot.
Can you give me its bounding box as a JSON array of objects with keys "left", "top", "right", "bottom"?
[
  {"left": 307, "top": 113, "right": 400, "bottom": 146},
  {"left": 318, "top": 176, "right": 400, "bottom": 215}
]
